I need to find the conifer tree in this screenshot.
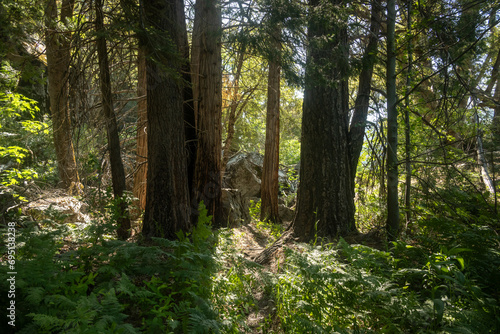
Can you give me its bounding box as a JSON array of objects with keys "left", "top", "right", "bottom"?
[
  {"left": 141, "top": 0, "right": 191, "bottom": 239},
  {"left": 45, "top": 0, "right": 81, "bottom": 192}
]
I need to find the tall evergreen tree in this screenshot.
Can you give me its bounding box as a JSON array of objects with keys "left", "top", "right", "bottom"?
[
  {"left": 261, "top": 27, "right": 281, "bottom": 224},
  {"left": 386, "top": 0, "right": 399, "bottom": 240},
  {"left": 45, "top": 0, "right": 81, "bottom": 192},
  {"left": 191, "top": 0, "right": 223, "bottom": 224},
  {"left": 133, "top": 46, "right": 148, "bottom": 213},
  {"left": 141, "top": 0, "right": 191, "bottom": 239},
  {"left": 95, "top": 0, "right": 130, "bottom": 240},
  {"left": 404, "top": 0, "right": 413, "bottom": 227},
  {"left": 292, "top": 0, "right": 356, "bottom": 240}
]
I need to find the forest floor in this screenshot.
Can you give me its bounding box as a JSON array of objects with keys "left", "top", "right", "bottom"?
[
  {"left": 6, "top": 182, "right": 499, "bottom": 333},
  {"left": 9, "top": 189, "right": 499, "bottom": 333},
  {"left": 228, "top": 221, "right": 287, "bottom": 333},
  {"left": 19, "top": 190, "right": 282, "bottom": 331},
  {"left": 16, "top": 190, "right": 386, "bottom": 333},
  {"left": 226, "top": 218, "right": 387, "bottom": 333}
]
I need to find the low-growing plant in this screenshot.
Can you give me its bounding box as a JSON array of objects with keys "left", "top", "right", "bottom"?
[
  {"left": 211, "top": 227, "right": 270, "bottom": 333},
  {"left": 248, "top": 199, "right": 261, "bottom": 221},
  {"left": 256, "top": 220, "right": 285, "bottom": 244},
  {"left": 269, "top": 236, "right": 499, "bottom": 333},
  {"left": 0, "top": 202, "right": 225, "bottom": 333},
  {"left": 2, "top": 185, "right": 498, "bottom": 333},
  {"left": 248, "top": 199, "right": 285, "bottom": 244}
]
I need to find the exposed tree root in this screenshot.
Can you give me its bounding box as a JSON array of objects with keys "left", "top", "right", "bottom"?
[{"left": 253, "top": 228, "right": 294, "bottom": 264}]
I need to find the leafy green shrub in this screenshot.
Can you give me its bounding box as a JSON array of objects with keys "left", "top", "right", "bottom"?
[
  {"left": 0, "top": 92, "right": 56, "bottom": 197},
  {"left": 274, "top": 242, "right": 425, "bottom": 332},
  {"left": 391, "top": 223, "right": 500, "bottom": 333},
  {"left": 280, "top": 138, "right": 300, "bottom": 166},
  {"left": 248, "top": 199, "right": 261, "bottom": 221},
  {"left": 413, "top": 186, "right": 498, "bottom": 228},
  {"left": 270, "top": 237, "right": 499, "bottom": 333},
  {"left": 248, "top": 199, "right": 285, "bottom": 244}
]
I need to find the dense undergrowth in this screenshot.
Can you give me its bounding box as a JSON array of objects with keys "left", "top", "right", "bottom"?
[{"left": 1, "top": 193, "right": 499, "bottom": 333}]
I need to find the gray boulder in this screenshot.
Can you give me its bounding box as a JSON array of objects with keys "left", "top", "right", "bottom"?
[
  {"left": 221, "top": 188, "right": 250, "bottom": 227},
  {"left": 223, "top": 152, "right": 264, "bottom": 198},
  {"left": 24, "top": 196, "right": 90, "bottom": 225},
  {"left": 222, "top": 152, "right": 298, "bottom": 224}
]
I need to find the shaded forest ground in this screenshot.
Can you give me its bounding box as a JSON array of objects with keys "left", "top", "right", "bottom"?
[{"left": 1, "top": 185, "right": 500, "bottom": 333}]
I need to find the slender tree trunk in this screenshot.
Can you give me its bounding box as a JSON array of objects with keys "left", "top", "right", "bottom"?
[
  {"left": 349, "top": 0, "right": 382, "bottom": 223},
  {"left": 191, "top": 0, "right": 223, "bottom": 224},
  {"left": 493, "top": 77, "right": 500, "bottom": 211},
  {"left": 119, "top": 0, "right": 146, "bottom": 215},
  {"left": 141, "top": 0, "right": 191, "bottom": 239},
  {"left": 492, "top": 76, "right": 500, "bottom": 145},
  {"left": 386, "top": 0, "right": 399, "bottom": 240},
  {"left": 261, "top": 30, "right": 281, "bottom": 223},
  {"left": 404, "top": 0, "right": 413, "bottom": 228},
  {"left": 95, "top": 0, "right": 130, "bottom": 240},
  {"left": 45, "top": 0, "right": 81, "bottom": 192},
  {"left": 133, "top": 46, "right": 148, "bottom": 213},
  {"left": 474, "top": 109, "right": 495, "bottom": 194},
  {"left": 292, "top": 0, "right": 355, "bottom": 241},
  {"left": 221, "top": 43, "right": 246, "bottom": 173}
]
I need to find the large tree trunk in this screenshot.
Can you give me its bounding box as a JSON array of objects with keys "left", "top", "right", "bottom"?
[
  {"left": 45, "top": 0, "right": 80, "bottom": 192},
  {"left": 260, "top": 30, "right": 281, "bottom": 223},
  {"left": 292, "top": 0, "right": 355, "bottom": 241},
  {"left": 132, "top": 46, "right": 148, "bottom": 213},
  {"left": 141, "top": 0, "right": 191, "bottom": 239},
  {"left": 386, "top": 0, "right": 399, "bottom": 240},
  {"left": 132, "top": 0, "right": 193, "bottom": 214},
  {"left": 191, "top": 0, "right": 223, "bottom": 224},
  {"left": 95, "top": 0, "right": 130, "bottom": 240}
]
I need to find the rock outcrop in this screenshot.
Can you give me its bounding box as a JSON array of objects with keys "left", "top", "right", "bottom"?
[
  {"left": 223, "top": 152, "right": 264, "bottom": 198},
  {"left": 24, "top": 196, "right": 91, "bottom": 225},
  {"left": 222, "top": 152, "right": 298, "bottom": 224},
  {"left": 221, "top": 188, "right": 250, "bottom": 227}
]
